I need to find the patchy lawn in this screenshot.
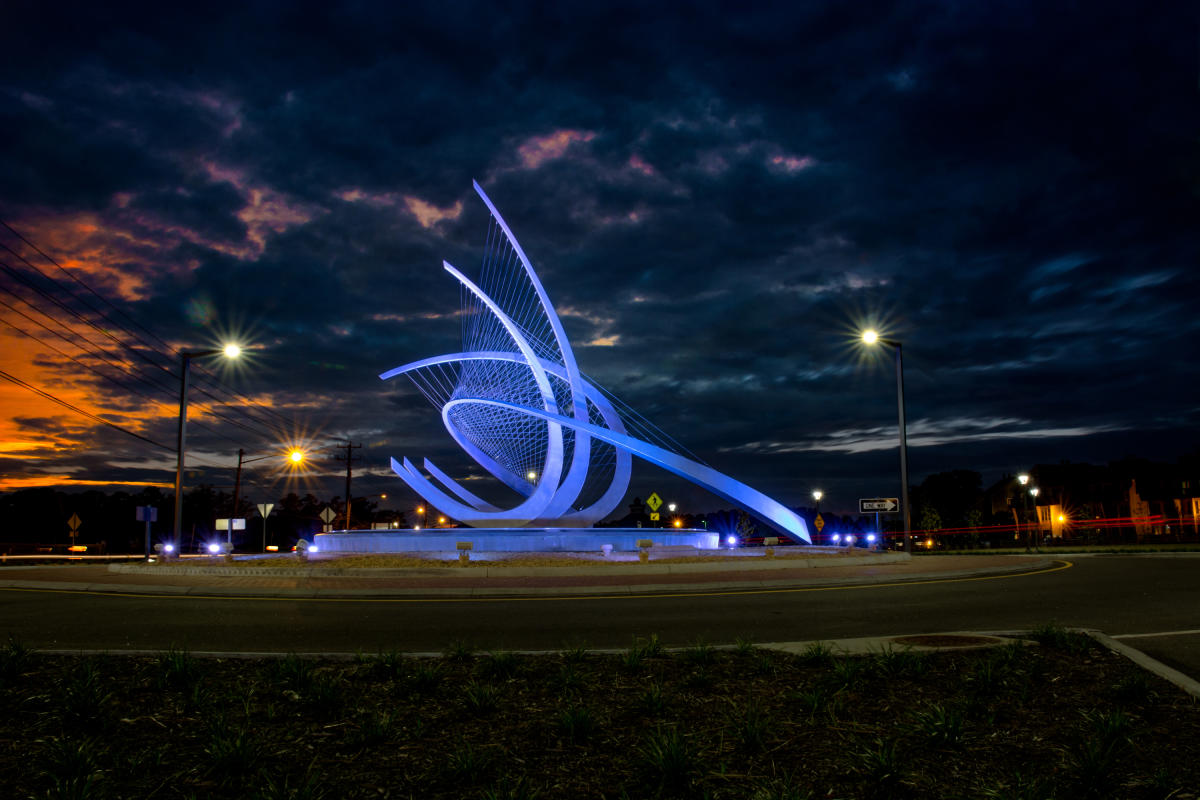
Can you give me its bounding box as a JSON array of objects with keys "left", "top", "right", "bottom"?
[{"left": 1, "top": 627, "right": 1197, "bottom": 799}]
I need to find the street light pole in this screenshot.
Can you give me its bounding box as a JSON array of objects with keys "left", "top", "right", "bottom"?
[
  {"left": 862, "top": 331, "right": 911, "bottom": 554},
  {"left": 172, "top": 345, "right": 241, "bottom": 549}
]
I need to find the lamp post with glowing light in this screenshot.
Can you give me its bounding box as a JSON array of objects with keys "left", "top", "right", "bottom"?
[
  {"left": 229, "top": 447, "right": 305, "bottom": 544},
  {"left": 173, "top": 344, "right": 242, "bottom": 548},
  {"left": 1030, "top": 486, "right": 1041, "bottom": 551},
  {"left": 861, "top": 330, "right": 911, "bottom": 553}
]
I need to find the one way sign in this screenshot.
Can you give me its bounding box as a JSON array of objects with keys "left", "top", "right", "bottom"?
[{"left": 859, "top": 497, "right": 899, "bottom": 513}]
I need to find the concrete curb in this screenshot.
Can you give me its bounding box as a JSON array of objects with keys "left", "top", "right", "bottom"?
[
  {"left": 1084, "top": 629, "right": 1200, "bottom": 700},
  {"left": 106, "top": 551, "right": 911, "bottom": 579},
  {"left": 0, "top": 558, "right": 1059, "bottom": 600}
]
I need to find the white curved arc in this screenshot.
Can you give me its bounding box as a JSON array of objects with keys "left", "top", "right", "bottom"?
[
  {"left": 391, "top": 457, "right": 533, "bottom": 526},
  {"left": 382, "top": 350, "right": 631, "bottom": 524},
  {"left": 471, "top": 181, "right": 595, "bottom": 517},
  {"left": 444, "top": 398, "right": 812, "bottom": 544},
  {"left": 422, "top": 458, "right": 500, "bottom": 513},
  {"left": 442, "top": 261, "right": 564, "bottom": 519}
]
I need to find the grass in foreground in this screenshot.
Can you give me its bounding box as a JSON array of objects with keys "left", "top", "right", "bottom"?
[{"left": 1, "top": 630, "right": 1198, "bottom": 798}]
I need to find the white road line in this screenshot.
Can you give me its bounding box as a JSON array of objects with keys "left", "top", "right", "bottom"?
[{"left": 1112, "top": 629, "right": 1200, "bottom": 639}]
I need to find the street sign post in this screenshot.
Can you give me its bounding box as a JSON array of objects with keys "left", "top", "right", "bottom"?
[
  {"left": 136, "top": 506, "right": 158, "bottom": 558},
  {"left": 68, "top": 512, "right": 81, "bottom": 544},
  {"left": 257, "top": 503, "right": 275, "bottom": 552},
  {"left": 859, "top": 498, "right": 900, "bottom": 514}
]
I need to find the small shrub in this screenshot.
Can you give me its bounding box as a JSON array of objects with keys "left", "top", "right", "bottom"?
[
  {"left": 976, "top": 772, "right": 1054, "bottom": 800},
  {"left": 479, "top": 650, "right": 521, "bottom": 680},
  {"left": 639, "top": 727, "right": 696, "bottom": 791},
  {"left": 275, "top": 653, "right": 315, "bottom": 689},
  {"left": 372, "top": 649, "right": 406, "bottom": 680},
  {"left": 561, "top": 640, "right": 590, "bottom": 664},
  {"left": 731, "top": 699, "right": 772, "bottom": 753},
  {"left": 410, "top": 661, "right": 443, "bottom": 693},
  {"left": 1028, "top": 623, "right": 1093, "bottom": 654},
  {"left": 480, "top": 774, "right": 542, "bottom": 800},
  {"left": 734, "top": 636, "right": 756, "bottom": 656},
  {"left": 910, "top": 703, "right": 965, "bottom": 747},
  {"left": 637, "top": 683, "right": 666, "bottom": 715},
  {"left": 871, "top": 646, "right": 927, "bottom": 678},
  {"left": 463, "top": 680, "right": 501, "bottom": 715},
  {"left": 798, "top": 641, "right": 834, "bottom": 665},
  {"left": 854, "top": 738, "right": 903, "bottom": 791},
  {"left": 443, "top": 639, "right": 476, "bottom": 662},
  {"left": 791, "top": 684, "right": 840, "bottom": 720},
  {"left": 351, "top": 711, "right": 394, "bottom": 748},
  {"left": 557, "top": 704, "right": 595, "bottom": 744},
  {"left": 156, "top": 645, "right": 200, "bottom": 691},
  {"left": 253, "top": 767, "right": 329, "bottom": 800},
  {"left": 557, "top": 663, "right": 582, "bottom": 692},
  {"left": 60, "top": 660, "right": 113, "bottom": 729},
  {"left": 42, "top": 736, "right": 102, "bottom": 799},
  {"left": 749, "top": 771, "right": 813, "bottom": 800},
  {"left": 1110, "top": 671, "right": 1152, "bottom": 705},
  {"left": 304, "top": 672, "right": 345, "bottom": 719},
  {"left": 681, "top": 639, "right": 715, "bottom": 667},
  {"left": 827, "top": 656, "right": 865, "bottom": 689},
  {"left": 443, "top": 742, "right": 493, "bottom": 784},
  {"left": 206, "top": 720, "right": 262, "bottom": 784},
  {"left": 0, "top": 636, "right": 31, "bottom": 687}
]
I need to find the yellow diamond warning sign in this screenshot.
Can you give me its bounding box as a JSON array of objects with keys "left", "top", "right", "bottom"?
[
  {"left": 813, "top": 513, "right": 825, "bottom": 532},
  {"left": 646, "top": 492, "right": 663, "bottom": 512}
]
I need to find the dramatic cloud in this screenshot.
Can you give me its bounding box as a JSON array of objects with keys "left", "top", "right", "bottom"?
[{"left": 0, "top": 1, "right": 1195, "bottom": 514}]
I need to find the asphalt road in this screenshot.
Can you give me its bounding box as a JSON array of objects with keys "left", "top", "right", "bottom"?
[{"left": 1, "top": 557, "right": 1197, "bottom": 676}]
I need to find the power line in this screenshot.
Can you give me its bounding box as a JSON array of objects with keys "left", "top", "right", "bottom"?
[{"left": 0, "top": 367, "right": 173, "bottom": 451}]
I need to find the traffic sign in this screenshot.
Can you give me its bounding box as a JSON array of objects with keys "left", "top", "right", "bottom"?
[
  {"left": 135, "top": 506, "right": 157, "bottom": 522},
  {"left": 68, "top": 513, "right": 81, "bottom": 531},
  {"left": 319, "top": 507, "right": 336, "bottom": 524},
  {"left": 216, "top": 518, "right": 246, "bottom": 530},
  {"left": 646, "top": 492, "right": 663, "bottom": 512},
  {"left": 813, "top": 514, "right": 825, "bottom": 532},
  {"left": 649, "top": 512, "right": 660, "bottom": 521},
  {"left": 859, "top": 498, "right": 899, "bottom": 514},
  {"left": 257, "top": 503, "right": 275, "bottom": 518}
]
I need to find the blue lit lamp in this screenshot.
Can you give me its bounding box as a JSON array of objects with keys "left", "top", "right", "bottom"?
[
  {"left": 861, "top": 330, "right": 911, "bottom": 554},
  {"left": 172, "top": 344, "right": 241, "bottom": 549}
]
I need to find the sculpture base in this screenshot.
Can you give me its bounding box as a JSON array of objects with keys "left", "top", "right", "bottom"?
[{"left": 313, "top": 528, "right": 719, "bottom": 553}]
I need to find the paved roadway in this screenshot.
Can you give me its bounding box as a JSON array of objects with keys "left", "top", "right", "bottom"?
[{"left": 0, "top": 556, "right": 1197, "bottom": 677}]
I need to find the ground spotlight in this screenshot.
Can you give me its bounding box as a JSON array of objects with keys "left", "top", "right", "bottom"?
[
  {"left": 726, "top": 534, "right": 738, "bottom": 546},
  {"left": 866, "top": 533, "right": 877, "bottom": 543},
  {"left": 831, "top": 533, "right": 841, "bottom": 544},
  {"left": 308, "top": 545, "right": 318, "bottom": 553},
  {"left": 207, "top": 543, "right": 220, "bottom": 554},
  {"left": 163, "top": 543, "right": 175, "bottom": 553}
]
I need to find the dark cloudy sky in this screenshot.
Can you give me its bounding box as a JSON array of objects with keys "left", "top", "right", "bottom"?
[{"left": 1, "top": 1, "right": 1196, "bottom": 517}]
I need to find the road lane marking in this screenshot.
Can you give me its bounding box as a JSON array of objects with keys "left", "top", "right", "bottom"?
[{"left": 0, "top": 560, "right": 1073, "bottom": 604}]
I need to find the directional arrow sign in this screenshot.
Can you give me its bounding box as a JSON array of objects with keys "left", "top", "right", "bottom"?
[
  {"left": 859, "top": 498, "right": 900, "bottom": 513},
  {"left": 319, "top": 507, "right": 336, "bottom": 524}
]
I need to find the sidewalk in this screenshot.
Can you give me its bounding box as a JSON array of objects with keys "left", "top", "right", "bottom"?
[{"left": 0, "top": 552, "right": 1059, "bottom": 598}]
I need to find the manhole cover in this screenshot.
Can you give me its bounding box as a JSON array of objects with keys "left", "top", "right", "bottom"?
[{"left": 891, "top": 634, "right": 999, "bottom": 648}]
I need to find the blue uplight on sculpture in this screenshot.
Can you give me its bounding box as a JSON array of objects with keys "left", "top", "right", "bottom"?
[{"left": 381, "top": 182, "right": 811, "bottom": 544}]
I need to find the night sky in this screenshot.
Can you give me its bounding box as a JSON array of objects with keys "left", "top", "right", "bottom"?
[{"left": 1, "top": 1, "right": 1197, "bottom": 517}]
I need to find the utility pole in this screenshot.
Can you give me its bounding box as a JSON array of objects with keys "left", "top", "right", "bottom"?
[{"left": 332, "top": 440, "right": 361, "bottom": 531}]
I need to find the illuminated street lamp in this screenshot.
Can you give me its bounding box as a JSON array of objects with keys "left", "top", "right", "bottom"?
[
  {"left": 861, "top": 330, "right": 911, "bottom": 553},
  {"left": 229, "top": 447, "right": 305, "bottom": 544},
  {"left": 173, "top": 345, "right": 242, "bottom": 548}
]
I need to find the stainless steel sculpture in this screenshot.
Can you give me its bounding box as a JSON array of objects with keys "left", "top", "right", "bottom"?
[{"left": 381, "top": 182, "right": 811, "bottom": 544}]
